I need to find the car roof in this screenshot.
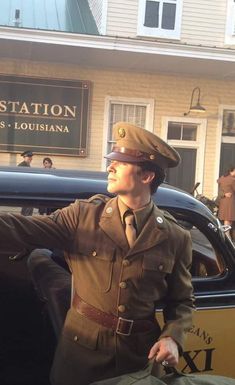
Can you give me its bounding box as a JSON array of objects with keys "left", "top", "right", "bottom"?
[{"left": 0, "top": 166, "right": 217, "bottom": 224}]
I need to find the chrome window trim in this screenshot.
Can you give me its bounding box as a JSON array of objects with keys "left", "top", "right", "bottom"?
[
  {"left": 195, "top": 305, "right": 235, "bottom": 310},
  {"left": 156, "top": 303, "right": 235, "bottom": 313},
  {"left": 196, "top": 292, "right": 235, "bottom": 299}
]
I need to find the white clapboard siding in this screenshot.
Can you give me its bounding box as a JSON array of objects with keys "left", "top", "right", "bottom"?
[
  {"left": 105, "top": 0, "right": 229, "bottom": 48},
  {"left": 106, "top": 0, "right": 138, "bottom": 37},
  {"left": 181, "top": 0, "right": 227, "bottom": 47}
]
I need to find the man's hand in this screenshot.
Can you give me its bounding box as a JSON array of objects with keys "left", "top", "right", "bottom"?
[
  {"left": 148, "top": 337, "right": 179, "bottom": 367},
  {"left": 225, "top": 192, "right": 232, "bottom": 198}
]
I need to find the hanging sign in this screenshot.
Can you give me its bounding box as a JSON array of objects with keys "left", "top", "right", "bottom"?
[{"left": 0, "top": 75, "right": 90, "bottom": 156}]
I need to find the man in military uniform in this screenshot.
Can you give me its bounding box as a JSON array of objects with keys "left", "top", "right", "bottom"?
[
  {"left": 18, "top": 150, "right": 33, "bottom": 167},
  {"left": 10, "top": 150, "right": 34, "bottom": 260},
  {"left": 13, "top": 150, "right": 51, "bottom": 263},
  {"left": 0, "top": 122, "right": 195, "bottom": 385},
  {"left": 18, "top": 150, "right": 34, "bottom": 216}
]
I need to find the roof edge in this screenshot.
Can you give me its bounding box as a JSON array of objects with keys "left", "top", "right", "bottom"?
[{"left": 0, "top": 27, "right": 235, "bottom": 63}]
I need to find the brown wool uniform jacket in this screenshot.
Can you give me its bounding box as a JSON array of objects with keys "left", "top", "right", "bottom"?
[{"left": 0, "top": 195, "right": 195, "bottom": 385}]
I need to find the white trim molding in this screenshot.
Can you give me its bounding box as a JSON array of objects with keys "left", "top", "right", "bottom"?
[
  {"left": 137, "top": 0, "right": 183, "bottom": 40},
  {"left": 100, "top": 0, "right": 108, "bottom": 35},
  {"left": 225, "top": 0, "right": 235, "bottom": 45},
  {"left": 1, "top": 27, "right": 235, "bottom": 62},
  {"left": 215, "top": 104, "right": 235, "bottom": 195}
]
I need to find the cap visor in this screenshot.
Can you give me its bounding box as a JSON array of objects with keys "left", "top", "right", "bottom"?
[{"left": 105, "top": 152, "right": 145, "bottom": 163}]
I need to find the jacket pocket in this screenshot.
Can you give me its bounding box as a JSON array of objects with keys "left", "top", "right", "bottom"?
[
  {"left": 77, "top": 240, "right": 115, "bottom": 292},
  {"left": 138, "top": 251, "right": 175, "bottom": 301},
  {"left": 143, "top": 252, "right": 175, "bottom": 273},
  {"left": 62, "top": 308, "right": 99, "bottom": 350}
]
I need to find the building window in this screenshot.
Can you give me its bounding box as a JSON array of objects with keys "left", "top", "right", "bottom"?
[
  {"left": 102, "top": 97, "right": 154, "bottom": 170},
  {"left": 167, "top": 121, "right": 197, "bottom": 141},
  {"left": 138, "top": 0, "right": 183, "bottom": 39},
  {"left": 222, "top": 109, "right": 235, "bottom": 136},
  {"left": 225, "top": 0, "right": 235, "bottom": 44},
  {"left": 107, "top": 103, "right": 146, "bottom": 154}
]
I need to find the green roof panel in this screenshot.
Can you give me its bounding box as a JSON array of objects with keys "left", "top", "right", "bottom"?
[{"left": 0, "top": 0, "right": 99, "bottom": 35}]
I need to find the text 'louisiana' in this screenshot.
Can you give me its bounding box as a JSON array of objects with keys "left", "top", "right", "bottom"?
[{"left": 14, "top": 122, "right": 70, "bottom": 133}]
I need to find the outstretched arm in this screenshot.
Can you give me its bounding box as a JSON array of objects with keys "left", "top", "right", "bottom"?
[{"left": 0, "top": 200, "right": 80, "bottom": 252}]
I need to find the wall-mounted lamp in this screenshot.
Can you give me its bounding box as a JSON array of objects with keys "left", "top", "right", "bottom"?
[{"left": 184, "top": 87, "right": 206, "bottom": 116}]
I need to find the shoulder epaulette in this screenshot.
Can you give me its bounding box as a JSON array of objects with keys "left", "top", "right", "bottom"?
[
  {"left": 162, "top": 210, "right": 178, "bottom": 224},
  {"left": 86, "top": 194, "right": 111, "bottom": 205},
  {"left": 162, "top": 210, "right": 191, "bottom": 230}
]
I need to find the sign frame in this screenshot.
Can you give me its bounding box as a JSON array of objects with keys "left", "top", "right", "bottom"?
[{"left": 0, "top": 74, "right": 91, "bottom": 156}]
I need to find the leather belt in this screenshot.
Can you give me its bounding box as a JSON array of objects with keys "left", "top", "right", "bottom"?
[{"left": 73, "top": 293, "right": 154, "bottom": 336}]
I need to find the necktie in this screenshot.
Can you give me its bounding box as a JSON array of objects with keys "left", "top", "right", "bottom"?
[{"left": 124, "top": 212, "right": 137, "bottom": 248}]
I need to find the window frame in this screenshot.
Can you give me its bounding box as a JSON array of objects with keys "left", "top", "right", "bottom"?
[
  {"left": 215, "top": 104, "right": 235, "bottom": 196},
  {"left": 102, "top": 96, "right": 154, "bottom": 171},
  {"left": 161, "top": 116, "right": 207, "bottom": 194},
  {"left": 137, "top": 0, "right": 183, "bottom": 40},
  {"left": 225, "top": 0, "right": 235, "bottom": 44}
]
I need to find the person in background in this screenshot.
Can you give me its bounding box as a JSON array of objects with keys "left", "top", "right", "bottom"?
[
  {"left": 0, "top": 122, "right": 195, "bottom": 385},
  {"left": 18, "top": 151, "right": 34, "bottom": 214},
  {"left": 18, "top": 150, "right": 33, "bottom": 168},
  {"left": 43, "top": 157, "right": 54, "bottom": 169},
  {"left": 10, "top": 150, "right": 34, "bottom": 260},
  {"left": 39, "top": 157, "right": 55, "bottom": 215},
  {"left": 18, "top": 150, "right": 34, "bottom": 216},
  {"left": 217, "top": 165, "right": 235, "bottom": 241}
]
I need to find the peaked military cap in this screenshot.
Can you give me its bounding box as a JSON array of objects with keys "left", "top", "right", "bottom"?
[
  {"left": 21, "top": 150, "right": 33, "bottom": 157},
  {"left": 105, "top": 122, "right": 180, "bottom": 169}
]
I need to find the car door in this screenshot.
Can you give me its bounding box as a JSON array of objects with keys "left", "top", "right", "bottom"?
[{"left": 156, "top": 208, "right": 235, "bottom": 377}]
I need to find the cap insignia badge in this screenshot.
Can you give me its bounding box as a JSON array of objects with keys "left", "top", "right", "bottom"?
[{"left": 118, "top": 128, "right": 126, "bottom": 138}]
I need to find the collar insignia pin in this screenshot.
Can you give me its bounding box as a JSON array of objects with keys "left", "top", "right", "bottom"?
[
  {"left": 106, "top": 207, "right": 113, "bottom": 214},
  {"left": 156, "top": 216, "right": 163, "bottom": 224}
]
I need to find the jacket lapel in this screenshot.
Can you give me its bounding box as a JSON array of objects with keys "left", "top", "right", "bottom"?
[
  {"left": 99, "top": 198, "right": 170, "bottom": 255},
  {"left": 128, "top": 205, "right": 169, "bottom": 256},
  {"left": 99, "top": 196, "right": 129, "bottom": 252}
]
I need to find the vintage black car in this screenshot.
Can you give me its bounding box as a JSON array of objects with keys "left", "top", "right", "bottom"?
[{"left": 1, "top": 166, "right": 235, "bottom": 385}]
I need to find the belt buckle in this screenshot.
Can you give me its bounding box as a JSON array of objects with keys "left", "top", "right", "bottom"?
[{"left": 116, "top": 317, "right": 134, "bottom": 336}]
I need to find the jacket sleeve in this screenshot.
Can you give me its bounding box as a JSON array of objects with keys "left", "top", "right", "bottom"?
[
  {"left": 0, "top": 200, "right": 81, "bottom": 251},
  {"left": 159, "top": 230, "right": 195, "bottom": 353}
]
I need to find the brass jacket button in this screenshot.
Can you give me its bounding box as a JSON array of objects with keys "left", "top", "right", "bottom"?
[
  {"left": 118, "top": 305, "right": 126, "bottom": 313},
  {"left": 158, "top": 264, "right": 164, "bottom": 271},
  {"left": 74, "top": 335, "right": 79, "bottom": 341},
  {"left": 122, "top": 259, "right": 130, "bottom": 267},
  {"left": 119, "top": 281, "right": 127, "bottom": 289},
  {"left": 92, "top": 251, "right": 97, "bottom": 257}
]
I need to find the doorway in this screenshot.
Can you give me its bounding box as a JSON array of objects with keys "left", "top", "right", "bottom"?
[
  {"left": 166, "top": 148, "right": 197, "bottom": 193},
  {"left": 219, "top": 143, "right": 235, "bottom": 177},
  {"left": 161, "top": 117, "right": 207, "bottom": 194}
]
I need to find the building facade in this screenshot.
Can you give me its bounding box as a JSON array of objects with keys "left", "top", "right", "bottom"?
[{"left": 0, "top": 0, "right": 235, "bottom": 198}]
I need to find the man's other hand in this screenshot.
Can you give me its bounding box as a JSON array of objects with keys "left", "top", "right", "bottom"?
[{"left": 148, "top": 336, "right": 179, "bottom": 367}]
